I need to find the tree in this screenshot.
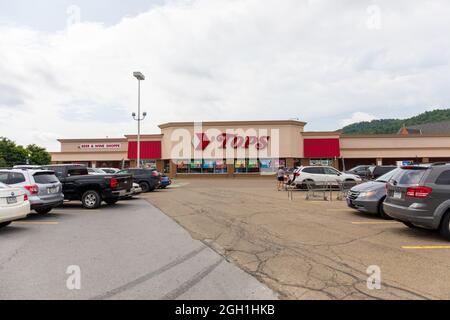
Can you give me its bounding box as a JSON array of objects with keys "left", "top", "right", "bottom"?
[
  {"left": 0, "top": 138, "right": 50, "bottom": 167},
  {"left": 0, "top": 137, "right": 28, "bottom": 167},
  {"left": 26, "top": 144, "right": 51, "bottom": 165}
]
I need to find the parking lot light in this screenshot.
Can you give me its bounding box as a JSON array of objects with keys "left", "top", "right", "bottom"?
[{"left": 132, "top": 71, "right": 147, "bottom": 168}]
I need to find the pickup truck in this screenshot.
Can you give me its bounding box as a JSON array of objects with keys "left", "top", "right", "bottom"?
[{"left": 42, "top": 164, "right": 133, "bottom": 209}]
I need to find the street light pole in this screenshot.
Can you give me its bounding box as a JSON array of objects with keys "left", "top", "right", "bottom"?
[{"left": 132, "top": 72, "right": 147, "bottom": 169}]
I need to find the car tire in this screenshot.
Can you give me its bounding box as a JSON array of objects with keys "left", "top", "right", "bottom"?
[
  {"left": 104, "top": 198, "right": 119, "bottom": 205},
  {"left": 35, "top": 207, "right": 52, "bottom": 214},
  {"left": 0, "top": 221, "right": 11, "bottom": 228},
  {"left": 439, "top": 212, "right": 450, "bottom": 241},
  {"left": 378, "top": 199, "right": 392, "bottom": 220},
  {"left": 139, "top": 182, "right": 150, "bottom": 193},
  {"left": 81, "top": 190, "right": 102, "bottom": 209}
]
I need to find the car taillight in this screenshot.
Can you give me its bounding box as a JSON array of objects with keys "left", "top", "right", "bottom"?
[
  {"left": 151, "top": 171, "right": 159, "bottom": 177},
  {"left": 294, "top": 172, "right": 300, "bottom": 177},
  {"left": 24, "top": 185, "right": 39, "bottom": 195},
  {"left": 24, "top": 194, "right": 28, "bottom": 201},
  {"left": 406, "top": 186, "right": 432, "bottom": 198},
  {"left": 110, "top": 178, "right": 118, "bottom": 189}
]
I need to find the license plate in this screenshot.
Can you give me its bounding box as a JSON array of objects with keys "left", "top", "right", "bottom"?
[
  {"left": 6, "top": 196, "right": 17, "bottom": 204},
  {"left": 48, "top": 187, "right": 58, "bottom": 194},
  {"left": 393, "top": 191, "right": 402, "bottom": 199}
]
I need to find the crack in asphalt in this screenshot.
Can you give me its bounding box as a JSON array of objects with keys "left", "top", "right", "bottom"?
[{"left": 145, "top": 186, "right": 442, "bottom": 300}]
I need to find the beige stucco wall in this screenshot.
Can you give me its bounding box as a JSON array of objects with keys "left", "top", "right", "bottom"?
[
  {"left": 52, "top": 138, "right": 128, "bottom": 162},
  {"left": 341, "top": 135, "right": 450, "bottom": 158},
  {"left": 158, "top": 120, "right": 305, "bottom": 160}
]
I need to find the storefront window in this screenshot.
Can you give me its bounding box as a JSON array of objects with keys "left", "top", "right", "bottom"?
[
  {"left": 247, "top": 159, "right": 260, "bottom": 173},
  {"left": 215, "top": 160, "right": 227, "bottom": 174},
  {"left": 141, "top": 160, "right": 157, "bottom": 169},
  {"left": 176, "top": 160, "right": 189, "bottom": 173},
  {"left": 235, "top": 159, "right": 247, "bottom": 173},
  {"left": 164, "top": 160, "right": 170, "bottom": 174},
  {"left": 310, "top": 159, "right": 333, "bottom": 166},
  {"left": 259, "top": 159, "right": 286, "bottom": 173},
  {"left": 202, "top": 160, "right": 215, "bottom": 173},
  {"left": 190, "top": 160, "right": 203, "bottom": 174}
]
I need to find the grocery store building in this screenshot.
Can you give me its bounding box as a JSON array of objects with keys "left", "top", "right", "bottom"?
[{"left": 50, "top": 120, "right": 450, "bottom": 178}]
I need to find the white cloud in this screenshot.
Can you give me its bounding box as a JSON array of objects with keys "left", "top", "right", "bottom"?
[
  {"left": 0, "top": 0, "right": 450, "bottom": 151},
  {"left": 340, "top": 112, "right": 378, "bottom": 127}
]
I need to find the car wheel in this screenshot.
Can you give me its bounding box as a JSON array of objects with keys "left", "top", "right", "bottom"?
[
  {"left": 139, "top": 182, "right": 150, "bottom": 193},
  {"left": 104, "top": 198, "right": 119, "bottom": 205},
  {"left": 81, "top": 190, "right": 101, "bottom": 209},
  {"left": 378, "top": 199, "right": 392, "bottom": 220},
  {"left": 439, "top": 212, "right": 450, "bottom": 241},
  {"left": 35, "top": 207, "right": 52, "bottom": 214},
  {"left": 0, "top": 221, "right": 11, "bottom": 228}
]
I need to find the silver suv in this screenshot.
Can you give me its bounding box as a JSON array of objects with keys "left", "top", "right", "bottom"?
[{"left": 0, "top": 169, "right": 64, "bottom": 214}]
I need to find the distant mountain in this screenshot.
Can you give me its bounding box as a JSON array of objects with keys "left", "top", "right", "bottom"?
[{"left": 341, "top": 109, "right": 450, "bottom": 135}]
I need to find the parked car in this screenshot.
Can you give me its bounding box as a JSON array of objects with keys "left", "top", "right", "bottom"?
[
  {"left": 0, "top": 168, "right": 64, "bottom": 214},
  {"left": 345, "top": 165, "right": 372, "bottom": 179},
  {"left": 42, "top": 164, "right": 133, "bottom": 209},
  {"left": 347, "top": 168, "right": 400, "bottom": 219},
  {"left": 289, "top": 166, "right": 362, "bottom": 188},
  {"left": 368, "top": 165, "right": 397, "bottom": 180},
  {"left": 100, "top": 168, "right": 121, "bottom": 174},
  {"left": 87, "top": 168, "right": 107, "bottom": 175},
  {"left": 117, "top": 168, "right": 161, "bottom": 192},
  {"left": 383, "top": 163, "right": 450, "bottom": 240},
  {"left": 0, "top": 182, "right": 30, "bottom": 228},
  {"left": 159, "top": 175, "right": 171, "bottom": 189},
  {"left": 121, "top": 183, "right": 143, "bottom": 199}
]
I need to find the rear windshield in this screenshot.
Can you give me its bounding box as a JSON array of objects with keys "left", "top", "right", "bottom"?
[
  {"left": 33, "top": 172, "right": 59, "bottom": 184},
  {"left": 375, "top": 168, "right": 400, "bottom": 182},
  {"left": 392, "top": 169, "right": 427, "bottom": 185}
]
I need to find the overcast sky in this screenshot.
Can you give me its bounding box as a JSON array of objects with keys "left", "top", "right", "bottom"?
[{"left": 1, "top": 0, "right": 449, "bottom": 151}]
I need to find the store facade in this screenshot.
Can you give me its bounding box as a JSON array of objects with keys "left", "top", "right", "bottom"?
[{"left": 51, "top": 120, "right": 450, "bottom": 178}]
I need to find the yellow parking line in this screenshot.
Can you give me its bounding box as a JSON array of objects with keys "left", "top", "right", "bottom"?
[
  {"left": 351, "top": 221, "right": 399, "bottom": 225},
  {"left": 13, "top": 221, "right": 59, "bottom": 225},
  {"left": 402, "top": 246, "right": 450, "bottom": 250}
]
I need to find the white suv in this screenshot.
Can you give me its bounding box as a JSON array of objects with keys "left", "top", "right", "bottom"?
[{"left": 289, "top": 166, "right": 362, "bottom": 188}]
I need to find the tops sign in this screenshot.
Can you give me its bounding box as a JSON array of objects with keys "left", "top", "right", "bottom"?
[
  {"left": 193, "top": 133, "right": 270, "bottom": 151},
  {"left": 79, "top": 143, "right": 121, "bottom": 150}
]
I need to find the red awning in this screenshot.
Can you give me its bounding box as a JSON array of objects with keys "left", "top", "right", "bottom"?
[
  {"left": 128, "top": 141, "right": 162, "bottom": 160},
  {"left": 303, "top": 138, "right": 340, "bottom": 158}
]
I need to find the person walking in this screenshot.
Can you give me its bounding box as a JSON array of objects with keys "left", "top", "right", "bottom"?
[{"left": 276, "top": 167, "right": 286, "bottom": 191}]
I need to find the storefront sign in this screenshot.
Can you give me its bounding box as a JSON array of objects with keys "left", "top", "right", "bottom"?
[
  {"left": 78, "top": 143, "right": 121, "bottom": 150},
  {"left": 193, "top": 133, "right": 270, "bottom": 151}
]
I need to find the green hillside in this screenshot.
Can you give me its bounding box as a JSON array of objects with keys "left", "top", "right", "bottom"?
[{"left": 341, "top": 109, "right": 450, "bottom": 134}]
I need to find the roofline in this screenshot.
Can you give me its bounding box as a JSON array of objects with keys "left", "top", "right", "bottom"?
[
  {"left": 57, "top": 138, "right": 127, "bottom": 143},
  {"left": 341, "top": 133, "right": 450, "bottom": 138},
  {"left": 302, "top": 131, "right": 341, "bottom": 137},
  {"left": 158, "top": 119, "right": 307, "bottom": 129},
  {"left": 124, "top": 134, "right": 164, "bottom": 139}
]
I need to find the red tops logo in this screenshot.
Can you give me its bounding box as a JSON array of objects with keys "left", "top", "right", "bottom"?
[{"left": 193, "top": 133, "right": 270, "bottom": 151}]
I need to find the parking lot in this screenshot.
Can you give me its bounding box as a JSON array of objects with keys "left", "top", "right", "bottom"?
[
  {"left": 0, "top": 198, "right": 276, "bottom": 300},
  {"left": 145, "top": 178, "right": 450, "bottom": 300}
]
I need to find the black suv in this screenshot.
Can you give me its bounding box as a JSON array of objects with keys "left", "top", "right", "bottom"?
[
  {"left": 368, "top": 165, "right": 397, "bottom": 179},
  {"left": 383, "top": 163, "right": 450, "bottom": 240},
  {"left": 118, "top": 168, "right": 161, "bottom": 192}
]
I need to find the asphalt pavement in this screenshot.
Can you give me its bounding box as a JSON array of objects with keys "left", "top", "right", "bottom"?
[{"left": 0, "top": 198, "right": 277, "bottom": 300}]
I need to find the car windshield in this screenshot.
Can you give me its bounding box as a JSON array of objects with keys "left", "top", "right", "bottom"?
[
  {"left": 375, "top": 168, "right": 400, "bottom": 182},
  {"left": 92, "top": 168, "right": 106, "bottom": 174}
]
